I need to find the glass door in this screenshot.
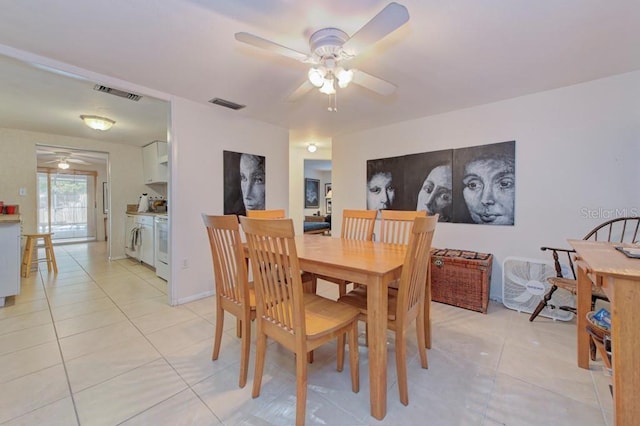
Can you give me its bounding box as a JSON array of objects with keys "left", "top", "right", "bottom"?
[{"left": 37, "top": 171, "right": 96, "bottom": 241}]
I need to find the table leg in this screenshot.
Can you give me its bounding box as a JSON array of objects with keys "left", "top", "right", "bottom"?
[
  {"left": 367, "top": 275, "right": 388, "bottom": 420},
  {"left": 576, "top": 264, "right": 592, "bottom": 369},
  {"left": 610, "top": 277, "right": 640, "bottom": 426}
]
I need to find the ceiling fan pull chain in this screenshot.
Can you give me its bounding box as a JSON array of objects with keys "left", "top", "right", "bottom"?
[{"left": 328, "top": 92, "right": 337, "bottom": 112}]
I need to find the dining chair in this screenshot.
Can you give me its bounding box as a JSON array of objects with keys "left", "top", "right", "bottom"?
[
  {"left": 201, "top": 214, "right": 255, "bottom": 388},
  {"left": 239, "top": 216, "right": 360, "bottom": 426},
  {"left": 313, "top": 209, "right": 377, "bottom": 297},
  {"left": 245, "top": 208, "right": 316, "bottom": 293},
  {"left": 380, "top": 210, "right": 428, "bottom": 291},
  {"left": 338, "top": 215, "right": 438, "bottom": 406},
  {"left": 246, "top": 209, "right": 286, "bottom": 218},
  {"left": 530, "top": 216, "right": 640, "bottom": 322},
  {"left": 379, "top": 210, "right": 427, "bottom": 245}
]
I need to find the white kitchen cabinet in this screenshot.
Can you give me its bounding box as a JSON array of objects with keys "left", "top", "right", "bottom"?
[
  {"left": 142, "top": 141, "right": 168, "bottom": 184},
  {"left": 124, "top": 213, "right": 155, "bottom": 267},
  {"left": 125, "top": 214, "right": 138, "bottom": 259},
  {"left": 0, "top": 220, "right": 21, "bottom": 307},
  {"left": 139, "top": 216, "right": 155, "bottom": 266}
]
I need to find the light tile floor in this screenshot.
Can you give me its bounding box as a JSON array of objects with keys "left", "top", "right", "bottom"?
[{"left": 0, "top": 242, "right": 613, "bottom": 425}]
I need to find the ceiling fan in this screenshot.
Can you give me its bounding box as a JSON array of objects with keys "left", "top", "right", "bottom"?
[
  {"left": 38, "top": 150, "right": 93, "bottom": 168},
  {"left": 235, "top": 2, "right": 410, "bottom": 109}
]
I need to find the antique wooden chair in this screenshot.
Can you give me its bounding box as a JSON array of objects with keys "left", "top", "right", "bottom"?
[
  {"left": 530, "top": 216, "right": 640, "bottom": 322},
  {"left": 246, "top": 209, "right": 286, "bottom": 218},
  {"left": 338, "top": 215, "right": 438, "bottom": 405},
  {"left": 240, "top": 216, "right": 360, "bottom": 426},
  {"left": 201, "top": 214, "right": 255, "bottom": 388}
]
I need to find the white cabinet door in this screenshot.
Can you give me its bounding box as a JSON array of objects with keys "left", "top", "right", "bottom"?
[
  {"left": 143, "top": 141, "right": 168, "bottom": 184},
  {"left": 139, "top": 221, "right": 155, "bottom": 266},
  {"left": 0, "top": 222, "right": 20, "bottom": 306},
  {"left": 125, "top": 214, "right": 139, "bottom": 260}
]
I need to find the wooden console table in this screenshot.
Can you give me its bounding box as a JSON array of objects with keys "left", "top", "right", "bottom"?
[{"left": 568, "top": 240, "right": 640, "bottom": 426}]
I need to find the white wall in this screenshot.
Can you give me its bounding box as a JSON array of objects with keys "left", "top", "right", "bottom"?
[
  {"left": 170, "top": 97, "right": 289, "bottom": 304},
  {"left": 333, "top": 71, "right": 640, "bottom": 301},
  {"left": 0, "top": 128, "right": 150, "bottom": 259}
]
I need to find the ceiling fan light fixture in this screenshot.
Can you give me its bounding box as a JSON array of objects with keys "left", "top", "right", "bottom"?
[
  {"left": 58, "top": 160, "right": 70, "bottom": 170},
  {"left": 319, "top": 78, "right": 336, "bottom": 95},
  {"left": 308, "top": 68, "right": 325, "bottom": 87},
  {"left": 336, "top": 68, "right": 354, "bottom": 88},
  {"left": 307, "top": 143, "right": 317, "bottom": 153},
  {"left": 80, "top": 115, "right": 115, "bottom": 131}
]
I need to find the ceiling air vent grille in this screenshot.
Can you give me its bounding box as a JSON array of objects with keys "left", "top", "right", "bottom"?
[
  {"left": 209, "top": 97, "right": 246, "bottom": 110},
  {"left": 93, "top": 85, "right": 142, "bottom": 101}
]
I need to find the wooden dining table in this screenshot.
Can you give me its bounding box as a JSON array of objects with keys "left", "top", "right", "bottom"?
[
  {"left": 568, "top": 240, "right": 640, "bottom": 426},
  {"left": 294, "top": 234, "right": 408, "bottom": 420}
]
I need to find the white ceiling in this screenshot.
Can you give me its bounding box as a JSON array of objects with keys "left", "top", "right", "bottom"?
[{"left": 0, "top": 0, "right": 639, "bottom": 150}]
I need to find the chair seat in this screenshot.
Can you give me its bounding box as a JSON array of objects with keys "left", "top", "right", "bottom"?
[
  {"left": 338, "top": 287, "right": 398, "bottom": 321},
  {"left": 546, "top": 277, "right": 607, "bottom": 298},
  {"left": 303, "top": 294, "right": 361, "bottom": 339}
]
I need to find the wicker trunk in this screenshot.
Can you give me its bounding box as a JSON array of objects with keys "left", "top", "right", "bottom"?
[{"left": 430, "top": 249, "right": 493, "bottom": 314}]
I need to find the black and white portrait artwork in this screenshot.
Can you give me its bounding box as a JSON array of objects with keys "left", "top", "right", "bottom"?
[
  {"left": 223, "top": 150, "right": 266, "bottom": 216},
  {"left": 366, "top": 141, "right": 515, "bottom": 225},
  {"left": 304, "top": 178, "right": 320, "bottom": 208},
  {"left": 367, "top": 150, "right": 453, "bottom": 222},
  {"left": 452, "top": 141, "right": 515, "bottom": 225}
]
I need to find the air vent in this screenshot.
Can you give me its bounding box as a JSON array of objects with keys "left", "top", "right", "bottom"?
[
  {"left": 209, "top": 97, "right": 246, "bottom": 110},
  {"left": 93, "top": 85, "right": 142, "bottom": 101}
]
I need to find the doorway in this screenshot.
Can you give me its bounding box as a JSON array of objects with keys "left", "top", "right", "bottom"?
[
  {"left": 36, "top": 145, "right": 109, "bottom": 244},
  {"left": 37, "top": 171, "right": 95, "bottom": 241}
]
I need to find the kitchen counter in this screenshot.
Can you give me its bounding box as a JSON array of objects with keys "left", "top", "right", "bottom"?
[
  {"left": 125, "top": 211, "right": 167, "bottom": 216},
  {"left": 0, "top": 214, "right": 21, "bottom": 223}
]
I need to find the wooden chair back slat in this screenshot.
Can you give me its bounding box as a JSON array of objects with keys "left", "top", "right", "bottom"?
[
  {"left": 202, "top": 214, "right": 249, "bottom": 305},
  {"left": 240, "top": 217, "right": 304, "bottom": 334},
  {"left": 583, "top": 217, "right": 640, "bottom": 244},
  {"left": 341, "top": 209, "right": 376, "bottom": 241},
  {"left": 394, "top": 215, "right": 438, "bottom": 325},
  {"left": 379, "top": 210, "right": 427, "bottom": 244}
]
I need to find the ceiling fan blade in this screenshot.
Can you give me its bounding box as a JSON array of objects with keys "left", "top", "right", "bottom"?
[
  {"left": 67, "top": 158, "right": 91, "bottom": 165},
  {"left": 352, "top": 70, "right": 397, "bottom": 96},
  {"left": 287, "top": 80, "right": 314, "bottom": 102},
  {"left": 343, "top": 2, "right": 409, "bottom": 55},
  {"left": 235, "top": 32, "right": 311, "bottom": 63}
]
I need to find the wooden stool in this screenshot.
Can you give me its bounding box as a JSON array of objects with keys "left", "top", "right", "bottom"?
[{"left": 21, "top": 233, "right": 58, "bottom": 278}]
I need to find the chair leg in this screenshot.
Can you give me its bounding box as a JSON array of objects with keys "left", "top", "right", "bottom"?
[
  {"left": 336, "top": 333, "right": 345, "bottom": 372},
  {"left": 21, "top": 236, "right": 35, "bottom": 278},
  {"left": 416, "top": 311, "right": 428, "bottom": 369},
  {"left": 348, "top": 323, "right": 359, "bottom": 393},
  {"left": 239, "top": 318, "right": 251, "bottom": 388},
  {"left": 395, "top": 327, "right": 409, "bottom": 406},
  {"left": 212, "top": 305, "right": 224, "bottom": 360},
  {"left": 252, "top": 332, "right": 268, "bottom": 398},
  {"left": 43, "top": 235, "right": 57, "bottom": 273},
  {"left": 295, "top": 347, "right": 308, "bottom": 426},
  {"left": 529, "top": 285, "right": 558, "bottom": 322}
]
